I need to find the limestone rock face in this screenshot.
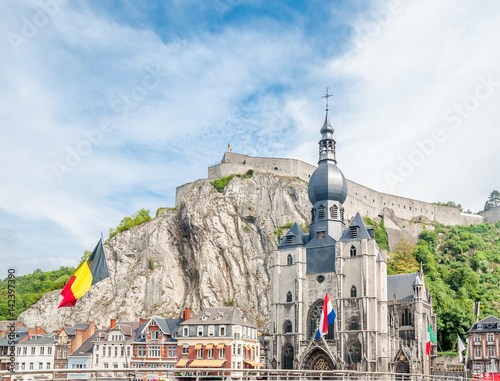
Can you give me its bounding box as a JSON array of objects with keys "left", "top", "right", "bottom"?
[{"left": 19, "top": 173, "right": 310, "bottom": 331}]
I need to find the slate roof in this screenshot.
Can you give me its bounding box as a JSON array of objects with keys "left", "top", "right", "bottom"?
[
  {"left": 107, "top": 321, "right": 141, "bottom": 341},
  {"left": 340, "top": 213, "right": 373, "bottom": 242},
  {"left": 133, "top": 318, "right": 182, "bottom": 343},
  {"left": 278, "top": 223, "right": 306, "bottom": 248},
  {"left": 64, "top": 323, "right": 90, "bottom": 337},
  {"left": 70, "top": 329, "right": 105, "bottom": 357},
  {"left": 22, "top": 332, "right": 57, "bottom": 345},
  {"left": 0, "top": 328, "right": 29, "bottom": 346},
  {"left": 387, "top": 273, "right": 420, "bottom": 301},
  {"left": 469, "top": 316, "right": 500, "bottom": 332},
  {"left": 179, "top": 307, "right": 254, "bottom": 328}
]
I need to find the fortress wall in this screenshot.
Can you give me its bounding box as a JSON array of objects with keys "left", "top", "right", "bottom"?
[
  {"left": 175, "top": 179, "right": 207, "bottom": 206},
  {"left": 479, "top": 206, "right": 500, "bottom": 223},
  {"left": 175, "top": 152, "right": 489, "bottom": 225}
]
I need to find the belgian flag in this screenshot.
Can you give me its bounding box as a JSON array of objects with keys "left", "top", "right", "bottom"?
[{"left": 58, "top": 238, "right": 110, "bottom": 308}]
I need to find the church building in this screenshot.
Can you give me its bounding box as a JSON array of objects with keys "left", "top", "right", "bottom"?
[{"left": 269, "top": 94, "right": 436, "bottom": 374}]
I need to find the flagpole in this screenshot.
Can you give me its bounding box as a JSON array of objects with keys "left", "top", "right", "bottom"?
[{"left": 101, "top": 233, "right": 130, "bottom": 370}]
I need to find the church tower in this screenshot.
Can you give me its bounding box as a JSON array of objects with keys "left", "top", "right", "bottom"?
[{"left": 269, "top": 89, "right": 389, "bottom": 372}]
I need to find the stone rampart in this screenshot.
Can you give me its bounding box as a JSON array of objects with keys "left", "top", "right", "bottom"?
[
  {"left": 176, "top": 152, "right": 491, "bottom": 225},
  {"left": 479, "top": 206, "right": 500, "bottom": 223}
]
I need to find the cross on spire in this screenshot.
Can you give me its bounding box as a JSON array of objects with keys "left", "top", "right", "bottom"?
[{"left": 322, "top": 86, "right": 332, "bottom": 111}]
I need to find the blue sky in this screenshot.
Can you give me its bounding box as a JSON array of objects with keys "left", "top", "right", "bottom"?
[{"left": 1, "top": 0, "right": 500, "bottom": 275}]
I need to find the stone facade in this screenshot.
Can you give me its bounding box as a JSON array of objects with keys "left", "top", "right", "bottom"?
[
  {"left": 479, "top": 205, "right": 500, "bottom": 224},
  {"left": 269, "top": 108, "right": 436, "bottom": 374},
  {"left": 178, "top": 152, "right": 489, "bottom": 226}
]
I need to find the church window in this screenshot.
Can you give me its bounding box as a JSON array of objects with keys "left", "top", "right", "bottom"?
[
  {"left": 350, "top": 246, "right": 356, "bottom": 257},
  {"left": 311, "top": 209, "right": 316, "bottom": 222},
  {"left": 401, "top": 309, "right": 412, "bottom": 326},
  {"left": 287, "top": 254, "right": 293, "bottom": 265},
  {"left": 346, "top": 342, "right": 361, "bottom": 363},
  {"left": 286, "top": 291, "right": 292, "bottom": 303},
  {"left": 284, "top": 320, "right": 292, "bottom": 334},
  {"left": 331, "top": 205, "right": 338, "bottom": 219},
  {"left": 282, "top": 344, "right": 294, "bottom": 369},
  {"left": 350, "top": 318, "right": 358, "bottom": 330},
  {"left": 286, "top": 235, "right": 294, "bottom": 245},
  {"left": 308, "top": 301, "right": 334, "bottom": 339},
  {"left": 317, "top": 231, "right": 326, "bottom": 239},
  {"left": 318, "top": 206, "right": 326, "bottom": 219},
  {"left": 350, "top": 226, "right": 358, "bottom": 239},
  {"left": 317, "top": 275, "right": 325, "bottom": 283},
  {"left": 351, "top": 286, "right": 357, "bottom": 298}
]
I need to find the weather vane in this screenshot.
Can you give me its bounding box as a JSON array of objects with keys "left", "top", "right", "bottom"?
[{"left": 322, "top": 86, "right": 332, "bottom": 111}]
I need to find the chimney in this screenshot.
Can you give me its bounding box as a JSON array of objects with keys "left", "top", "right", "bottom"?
[
  {"left": 0, "top": 331, "right": 6, "bottom": 339},
  {"left": 35, "top": 326, "right": 45, "bottom": 334},
  {"left": 183, "top": 308, "right": 191, "bottom": 321},
  {"left": 28, "top": 328, "right": 34, "bottom": 337},
  {"left": 72, "top": 329, "right": 83, "bottom": 352},
  {"left": 89, "top": 321, "right": 96, "bottom": 335},
  {"left": 110, "top": 319, "right": 116, "bottom": 328}
]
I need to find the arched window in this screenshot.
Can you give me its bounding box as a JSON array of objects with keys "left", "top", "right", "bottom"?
[
  {"left": 346, "top": 342, "right": 361, "bottom": 363},
  {"left": 318, "top": 206, "right": 326, "bottom": 220},
  {"left": 311, "top": 208, "right": 316, "bottom": 222},
  {"left": 401, "top": 308, "right": 412, "bottom": 326},
  {"left": 308, "top": 300, "right": 334, "bottom": 339},
  {"left": 350, "top": 317, "right": 358, "bottom": 331},
  {"left": 282, "top": 344, "right": 294, "bottom": 369},
  {"left": 351, "top": 286, "right": 357, "bottom": 298},
  {"left": 286, "top": 291, "right": 292, "bottom": 303},
  {"left": 284, "top": 320, "right": 292, "bottom": 333},
  {"left": 330, "top": 205, "right": 338, "bottom": 219},
  {"left": 287, "top": 254, "right": 293, "bottom": 265},
  {"left": 350, "top": 246, "right": 356, "bottom": 257}
]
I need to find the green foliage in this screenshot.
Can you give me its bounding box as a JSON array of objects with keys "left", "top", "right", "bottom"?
[
  {"left": 484, "top": 190, "right": 500, "bottom": 211},
  {"left": 388, "top": 238, "right": 420, "bottom": 274},
  {"left": 414, "top": 222, "right": 500, "bottom": 350},
  {"left": 0, "top": 267, "right": 75, "bottom": 320},
  {"left": 434, "top": 201, "right": 463, "bottom": 212},
  {"left": 78, "top": 250, "right": 92, "bottom": 268},
  {"left": 210, "top": 170, "right": 254, "bottom": 193},
  {"left": 108, "top": 208, "right": 152, "bottom": 240},
  {"left": 363, "top": 217, "right": 389, "bottom": 250},
  {"left": 210, "top": 175, "right": 235, "bottom": 193},
  {"left": 148, "top": 258, "right": 155, "bottom": 270}
]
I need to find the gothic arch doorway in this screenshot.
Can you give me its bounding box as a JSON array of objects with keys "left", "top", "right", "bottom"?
[{"left": 301, "top": 347, "right": 336, "bottom": 371}]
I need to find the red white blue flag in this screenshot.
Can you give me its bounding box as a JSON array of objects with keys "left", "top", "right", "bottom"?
[{"left": 315, "top": 292, "right": 336, "bottom": 339}]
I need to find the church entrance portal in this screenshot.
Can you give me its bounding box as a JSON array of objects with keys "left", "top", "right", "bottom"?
[{"left": 302, "top": 347, "right": 335, "bottom": 371}]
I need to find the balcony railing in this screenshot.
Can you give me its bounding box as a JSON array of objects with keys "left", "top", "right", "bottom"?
[{"left": 0, "top": 368, "right": 470, "bottom": 381}]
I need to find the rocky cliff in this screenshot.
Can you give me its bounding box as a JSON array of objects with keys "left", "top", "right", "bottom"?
[{"left": 19, "top": 173, "right": 311, "bottom": 331}]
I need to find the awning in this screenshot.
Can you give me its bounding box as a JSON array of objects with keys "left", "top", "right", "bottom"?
[
  {"left": 194, "top": 343, "right": 203, "bottom": 350},
  {"left": 244, "top": 360, "right": 265, "bottom": 367},
  {"left": 205, "top": 343, "right": 214, "bottom": 350},
  {"left": 216, "top": 343, "right": 225, "bottom": 349},
  {"left": 189, "top": 359, "right": 226, "bottom": 368},
  {"left": 175, "top": 359, "right": 189, "bottom": 367}
]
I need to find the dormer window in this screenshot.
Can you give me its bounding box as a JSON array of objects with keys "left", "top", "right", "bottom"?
[
  {"left": 478, "top": 324, "right": 483, "bottom": 330},
  {"left": 286, "top": 235, "right": 294, "bottom": 245},
  {"left": 318, "top": 206, "right": 326, "bottom": 220},
  {"left": 350, "top": 245, "right": 356, "bottom": 257},
  {"left": 350, "top": 226, "right": 358, "bottom": 239},
  {"left": 367, "top": 227, "right": 374, "bottom": 239},
  {"left": 215, "top": 312, "right": 224, "bottom": 320},
  {"left": 330, "top": 205, "right": 338, "bottom": 219},
  {"left": 317, "top": 231, "right": 325, "bottom": 239},
  {"left": 201, "top": 312, "right": 210, "bottom": 321}
]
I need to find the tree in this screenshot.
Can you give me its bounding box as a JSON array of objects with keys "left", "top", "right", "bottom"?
[
  {"left": 388, "top": 238, "right": 420, "bottom": 274},
  {"left": 484, "top": 190, "right": 500, "bottom": 211}
]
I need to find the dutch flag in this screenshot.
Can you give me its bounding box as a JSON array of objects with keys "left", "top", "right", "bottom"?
[{"left": 315, "top": 292, "right": 336, "bottom": 339}]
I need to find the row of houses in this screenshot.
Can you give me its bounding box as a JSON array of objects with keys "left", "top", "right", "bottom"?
[{"left": 0, "top": 307, "right": 267, "bottom": 380}]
